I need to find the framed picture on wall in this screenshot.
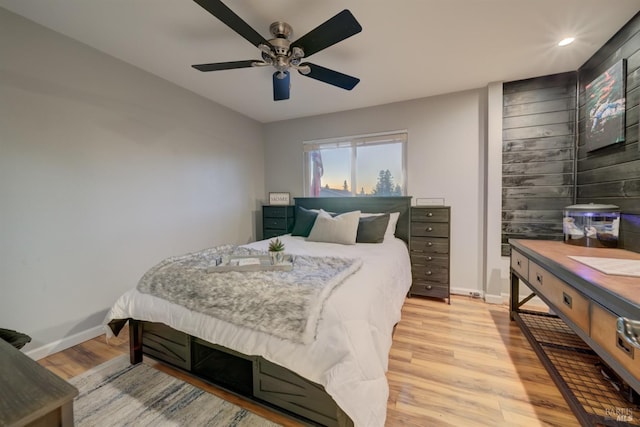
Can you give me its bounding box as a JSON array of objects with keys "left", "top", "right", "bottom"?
[{"left": 584, "top": 59, "right": 626, "bottom": 152}]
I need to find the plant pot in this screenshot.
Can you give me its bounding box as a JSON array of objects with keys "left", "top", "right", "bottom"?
[{"left": 269, "top": 251, "right": 285, "bottom": 265}]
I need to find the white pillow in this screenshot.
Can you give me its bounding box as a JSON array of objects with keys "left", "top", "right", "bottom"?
[
  {"left": 360, "top": 211, "right": 400, "bottom": 240},
  {"left": 308, "top": 210, "right": 361, "bottom": 245}
]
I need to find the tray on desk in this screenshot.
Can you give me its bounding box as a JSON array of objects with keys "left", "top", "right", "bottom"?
[{"left": 206, "top": 254, "right": 293, "bottom": 273}]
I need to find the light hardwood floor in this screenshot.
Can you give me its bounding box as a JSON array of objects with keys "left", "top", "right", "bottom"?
[{"left": 38, "top": 295, "right": 579, "bottom": 426}]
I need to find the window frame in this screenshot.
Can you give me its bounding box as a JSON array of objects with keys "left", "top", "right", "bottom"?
[{"left": 303, "top": 130, "right": 408, "bottom": 197}]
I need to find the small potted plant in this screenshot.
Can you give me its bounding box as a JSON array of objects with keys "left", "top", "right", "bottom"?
[{"left": 268, "top": 238, "right": 285, "bottom": 265}]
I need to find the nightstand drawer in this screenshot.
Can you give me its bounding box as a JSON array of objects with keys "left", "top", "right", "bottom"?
[
  {"left": 263, "top": 206, "right": 293, "bottom": 218},
  {"left": 264, "top": 217, "right": 288, "bottom": 229},
  {"left": 411, "top": 265, "right": 448, "bottom": 283},
  {"left": 410, "top": 281, "right": 448, "bottom": 298},
  {"left": 411, "top": 208, "right": 449, "bottom": 223},
  {"left": 263, "top": 229, "right": 285, "bottom": 239},
  {"left": 410, "top": 254, "right": 449, "bottom": 269},
  {"left": 410, "top": 222, "right": 449, "bottom": 238},
  {"left": 410, "top": 237, "right": 449, "bottom": 254}
]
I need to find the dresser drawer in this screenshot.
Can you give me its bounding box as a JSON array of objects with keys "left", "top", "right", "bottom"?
[
  {"left": 410, "top": 254, "right": 449, "bottom": 269},
  {"left": 411, "top": 208, "right": 449, "bottom": 223},
  {"left": 410, "top": 222, "right": 449, "bottom": 238},
  {"left": 412, "top": 265, "right": 448, "bottom": 283},
  {"left": 410, "top": 237, "right": 449, "bottom": 254},
  {"left": 263, "top": 206, "right": 293, "bottom": 218},
  {"left": 591, "top": 304, "right": 640, "bottom": 382},
  {"left": 529, "top": 262, "right": 590, "bottom": 334},
  {"left": 264, "top": 217, "right": 288, "bottom": 229},
  {"left": 511, "top": 249, "right": 529, "bottom": 279},
  {"left": 410, "top": 281, "right": 448, "bottom": 299}
]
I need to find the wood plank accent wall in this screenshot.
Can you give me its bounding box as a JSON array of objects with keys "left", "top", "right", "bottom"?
[
  {"left": 577, "top": 12, "right": 640, "bottom": 215},
  {"left": 501, "top": 73, "right": 577, "bottom": 255}
]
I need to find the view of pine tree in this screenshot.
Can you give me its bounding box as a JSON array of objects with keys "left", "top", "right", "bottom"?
[
  {"left": 343, "top": 180, "right": 349, "bottom": 191},
  {"left": 371, "top": 169, "right": 401, "bottom": 196}
]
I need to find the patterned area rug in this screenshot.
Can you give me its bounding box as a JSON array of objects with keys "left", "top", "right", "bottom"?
[{"left": 69, "top": 355, "right": 281, "bottom": 426}]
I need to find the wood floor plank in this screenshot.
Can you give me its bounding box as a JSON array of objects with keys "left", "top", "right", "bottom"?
[{"left": 37, "top": 295, "right": 579, "bottom": 426}]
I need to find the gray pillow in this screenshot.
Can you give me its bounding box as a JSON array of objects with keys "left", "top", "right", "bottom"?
[
  {"left": 291, "top": 206, "right": 318, "bottom": 237},
  {"left": 307, "top": 210, "right": 361, "bottom": 245},
  {"left": 356, "top": 214, "right": 390, "bottom": 243}
]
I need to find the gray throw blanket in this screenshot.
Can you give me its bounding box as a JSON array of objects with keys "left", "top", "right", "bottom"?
[{"left": 137, "top": 245, "right": 362, "bottom": 344}]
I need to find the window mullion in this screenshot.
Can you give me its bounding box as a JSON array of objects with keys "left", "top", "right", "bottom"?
[{"left": 351, "top": 142, "right": 357, "bottom": 196}]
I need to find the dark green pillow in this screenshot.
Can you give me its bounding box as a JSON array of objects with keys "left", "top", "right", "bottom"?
[
  {"left": 291, "top": 206, "right": 319, "bottom": 237},
  {"left": 356, "top": 214, "right": 390, "bottom": 243}
]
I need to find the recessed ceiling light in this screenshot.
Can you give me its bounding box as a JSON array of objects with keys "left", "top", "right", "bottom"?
[{"left": 558, "top": 37, "right": 575, "bottom": 47}]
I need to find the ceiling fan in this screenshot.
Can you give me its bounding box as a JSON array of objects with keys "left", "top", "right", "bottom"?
[{"left": 191, "top": 0, "right": 362, "bottom": 101}]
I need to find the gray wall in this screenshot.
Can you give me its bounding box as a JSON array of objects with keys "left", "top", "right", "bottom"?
[
  {"left": 264, "top": 90, "right": 487, "bottom": 296},
  {"left": 501, "top": 72, "right": 577, "bottom": 255},
  {"left": 0, "top": 8, "right": 265, "bottom": 355},
  {"left": 577, "top": 12, "right": 640, "bottom": 213}
]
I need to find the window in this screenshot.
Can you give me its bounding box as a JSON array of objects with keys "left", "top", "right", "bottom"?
[{"left": 303, "top": 131, "right": 407, "bottom": 197}]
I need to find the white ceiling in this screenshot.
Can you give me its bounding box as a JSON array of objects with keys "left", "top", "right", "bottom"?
[{"left": 2, "top": 0, "right": 640, "bottom": 123}]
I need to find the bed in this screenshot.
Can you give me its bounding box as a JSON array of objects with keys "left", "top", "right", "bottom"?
[{"left": 104, "top": 196, "right": 412, "bottom": 427}]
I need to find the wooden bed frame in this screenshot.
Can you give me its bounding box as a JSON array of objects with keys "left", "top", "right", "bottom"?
[{"left": 126, "top": 196, "right": 412, "bottom": 427}]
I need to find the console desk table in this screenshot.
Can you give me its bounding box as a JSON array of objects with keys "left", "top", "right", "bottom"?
[
  {"left": 509, "top": 239, "right": 640, "bottom": 426},
  {"left": 0, "top": 337, "right": 78, "bottom": 427}
]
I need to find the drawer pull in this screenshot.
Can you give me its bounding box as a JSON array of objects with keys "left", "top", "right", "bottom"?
[
  {"left": 427, "top": 242, "right": 433, "bottom": 247},
  {"left": 427, "top": 212, "right": 433, "bottom": 217},
  {"left": 536, "top": 273, "right": 542, "bottom": 285},
  {"left": 427, "top": 256, "right": 433, "bottom": 261},
  {"left": 425, "top": 271, "right": 432, "bottom": 276},
  {"left": 562, "top": 292, "right": 572, "bottom": 309},
  {"left": 616, "top": 317, "right": 640, "bottom": 351},
  {"left": 516, "top": 260, "right": 521, "bottom": 267},
  {"left": 616, "top": 333, "right": 635, "bottom": 358},
  {"left": 424, "top": 285, "right": 432, "bottom": 290},
  {"left": 425, "top": 227, "right": 433, "bottom": 232}
]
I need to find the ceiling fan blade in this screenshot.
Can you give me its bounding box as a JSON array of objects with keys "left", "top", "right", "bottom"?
[
  {"left": 192, "top": 60, "right": 257, "bottom": 72},
  {"left": 273, "top": 71, "right": 290, "bottom": 101},
  {"left": 299, "top": 63, "right": 359, "bottom": 90},
  {"left": 291, "top": 10, "right": 362, "bottom": 58},
  {"left": 192, "top": 0, "right": 270, "bottom": 48}
]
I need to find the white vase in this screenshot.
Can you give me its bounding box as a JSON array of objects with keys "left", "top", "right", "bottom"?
[{"left": 269, "top": 251, "right": 284, "bottom": 265}]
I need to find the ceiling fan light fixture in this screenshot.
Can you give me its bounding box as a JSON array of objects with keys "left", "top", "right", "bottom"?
[
  {"left": 297, "top": 65, "right": 311, "bottom": 75},
  {"left": 291, "top": 46, "right": 305, "bottom": 59}
]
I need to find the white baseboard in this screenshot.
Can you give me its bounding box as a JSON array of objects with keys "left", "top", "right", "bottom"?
[
  {"left": 483, "top": 293, "right": 504, "bottom": 304},
  {"left": 450, "top": 287, "right": 483, "bottom": 299},
  {"left": 450, "top": 290, "right": 546, "bottom": 307},
  {"left": 484, "top": 292, "right": 548, "bottom": 309},
  {"left": 26, "top": 325, "right": 106, "bottom": 361}
]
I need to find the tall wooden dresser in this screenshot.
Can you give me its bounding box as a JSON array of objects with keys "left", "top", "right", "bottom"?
[{"left": 408, "top": 206, "right": 451, "bottom": 303}]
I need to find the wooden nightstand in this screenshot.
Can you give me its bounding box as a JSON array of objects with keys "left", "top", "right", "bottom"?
[
  {"left": 409, "top": 206, "right": 451, "bottom": 303},
  {"left": 262, "top": 205, "right": 295, "bottom": 239}
]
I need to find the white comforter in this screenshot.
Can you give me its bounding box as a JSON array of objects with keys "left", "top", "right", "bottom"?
[{"left": 104, "top": 235, "right": 412, "bottom": 426}]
